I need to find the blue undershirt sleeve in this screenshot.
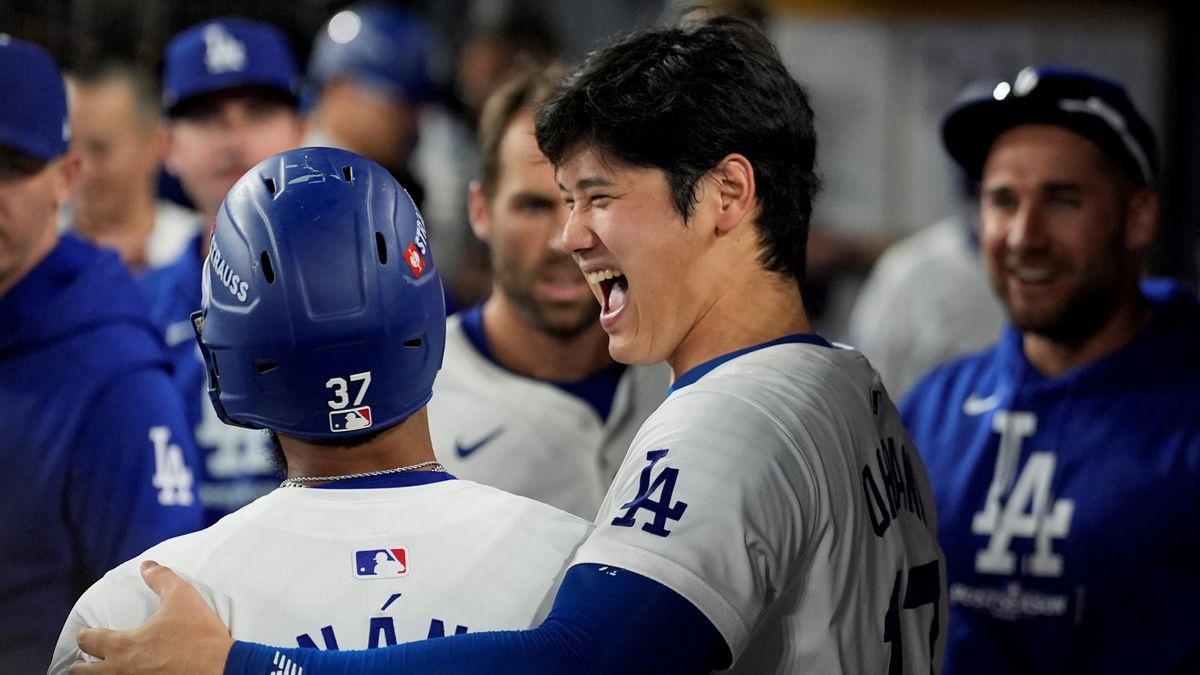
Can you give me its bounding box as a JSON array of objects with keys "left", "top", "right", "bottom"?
[{"left": 225, "top": 563, "right": 731, "bottom": 674}]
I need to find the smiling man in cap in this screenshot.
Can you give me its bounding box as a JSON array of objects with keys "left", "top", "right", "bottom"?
[
  {"left": 901, "top": 65, "right": 1200, "bottom": 674},
  {"left": 139, "top": 17, "right": 306, "bottom": 526},
  {"left": 0, "top": 34, "right": 201, "bottom": 672}
]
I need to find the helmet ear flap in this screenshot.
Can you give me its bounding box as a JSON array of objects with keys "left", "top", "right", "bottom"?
[{"left": 191, "top": 310, "right": 254, "bottom": 430}]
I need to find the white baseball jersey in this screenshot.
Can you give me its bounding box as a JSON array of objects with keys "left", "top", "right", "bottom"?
[
  {"left": 428, "top": 313, "right": 669, "bottom": 519},
  {"left": 574, "top": 336, "right": 947, "bottom": 674},
  {"left": 49, "top": 477, "right": 591, "bottom": 673}
]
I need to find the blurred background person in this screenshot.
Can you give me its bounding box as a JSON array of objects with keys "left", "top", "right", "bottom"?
[
  {"left": 304, "top": 2, "right": 434, "bottom": 208},
  {"left": 305, "top": 1, "right": 483, "bottom": 312},
  {"left": 140, "top": 16, "right": 304, "bottom": 524},
  {"left": 845, "top": 81, "right": 1006, "bottom": 401},
  {"left": 903, "top": 65, "right": 1200, "bottom": 674},
  {"left": 63, "top": 61, "right": 197, "bottom": 274},
  {"left": 845, "top": 173, "right": 1005, "bottom": 399},
  {"left": 428, "top": 64, "right": 668, "bottom": 519},
  {"left": 0, "top": 35, "right": 201, "bottom": 672},
  {"left": 418, "top": 6, "right": 561, "bottom": 309}
]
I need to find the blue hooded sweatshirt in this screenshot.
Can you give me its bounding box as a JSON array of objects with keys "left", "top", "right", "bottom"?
[
  {"left": 0, "top": 234, "right": 203, "bottom": 672},
  {"left": 901, "top": 279, "right": 1200, "bottom": 675}
]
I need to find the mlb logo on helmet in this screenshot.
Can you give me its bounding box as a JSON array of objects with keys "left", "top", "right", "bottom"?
[
  {"left": 329, "top": 406, "right": 373, "bottom": 432},
  {"left": 354, "top": 548, "right": 409, "bottom": 579}
]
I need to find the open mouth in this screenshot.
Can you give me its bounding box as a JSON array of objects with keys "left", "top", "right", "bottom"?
[{"left": 585, "top": 269, "right": 627, "bottom": 315}]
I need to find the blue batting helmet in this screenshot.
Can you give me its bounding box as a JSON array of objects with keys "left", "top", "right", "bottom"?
[
  {"left": 306, "top": 3, "right": 437, "bottom": 105},
  {"left": 192, "top": 146, "right": 445, "bottom": 440}
]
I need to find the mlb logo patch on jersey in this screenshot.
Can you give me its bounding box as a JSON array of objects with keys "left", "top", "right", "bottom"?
[
  {"left": 354, "top": 548, "right": 409, "bottom": 579},
  {"left": 329, "top": 406, "right": 372, "bottom": 433}
]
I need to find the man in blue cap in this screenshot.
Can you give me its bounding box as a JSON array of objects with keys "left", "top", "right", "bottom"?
[
  {"left": 901, "top": 65, "right": 1200, "bottom": 673},
  {"left": 141, "top": 17, "right": 305, "bottom": 525},
  {"left": 302, "top": 3, "right": 486, "bottom": 310},
  {"left": 304, "top": 2, "right": 436, "bottom": 209},
  {"left": 0, "top": 34, "right": 202, "bottom": 673}
]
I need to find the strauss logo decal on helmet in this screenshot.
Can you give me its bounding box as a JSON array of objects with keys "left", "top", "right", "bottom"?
[{"left": 209, "top": 240, "right": 249, "bottom": 302}]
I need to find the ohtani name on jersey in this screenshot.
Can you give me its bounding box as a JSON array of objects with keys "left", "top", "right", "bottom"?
[
  {"left": 209, "top": 241, "right": 249, "bottom": 302},
  {"left": 861, "top": 436, "right": 927, "bottom": 537}
]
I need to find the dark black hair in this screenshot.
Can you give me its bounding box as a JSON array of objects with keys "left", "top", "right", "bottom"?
[{"left": 535, "top": 17, "right": 819, "bottom": 284}]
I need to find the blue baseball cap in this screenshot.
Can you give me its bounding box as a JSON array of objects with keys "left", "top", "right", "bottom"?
[
  {"left": 943, "top": 65, "right": 1158, "bottom": 186},
  {"left": 307, "top": 3, "right": 437, "bottom": 105},
  {"left": 0, "top": 35, "right": 69, "bottom": 160},
  {"left": 162, "top": 17, "right": 301, "bottom": 116}
]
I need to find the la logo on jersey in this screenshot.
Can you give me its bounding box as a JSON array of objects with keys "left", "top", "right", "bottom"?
[
  {"left": 149, "top": 426, "right": 195, "bottom": 506},
  {"left": 612, "top": 448, "right": 688, "bottom": 537},
  {"left": 973, "top": 410, "right": 1074, "bottom": 577},
  {"left": 354, "top": 548, "right": 409, "bottom": 579}
]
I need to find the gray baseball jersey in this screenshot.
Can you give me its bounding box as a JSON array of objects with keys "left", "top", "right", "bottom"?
[
  {"left": 574, "top": 336, "right": 947, "bottom": 674},
  {"left": 428, "top": 313, "right": 668, "bottom": 519}
]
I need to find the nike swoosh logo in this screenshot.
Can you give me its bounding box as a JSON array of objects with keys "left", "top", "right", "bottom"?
[
  {"left": 455, "top": 427, "right": 504, "bottom": 458},
  {"left": 962, "top": 393, "right": 1001, "bottom": 416}
]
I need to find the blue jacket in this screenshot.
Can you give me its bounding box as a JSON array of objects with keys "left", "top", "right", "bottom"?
[
  {"left": 139, "top": 235, "right": 280, "bottom": 525},
  {"left": 902, "top": 279, "right": 1200, "bottom": 674},
  {"left": 0, "top": 235, "right": 203, "bottom": 672}
]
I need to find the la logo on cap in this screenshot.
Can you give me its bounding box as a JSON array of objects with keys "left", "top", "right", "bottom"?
[{"left": 203, "top": 24, "right": 246, "bottom": 74}]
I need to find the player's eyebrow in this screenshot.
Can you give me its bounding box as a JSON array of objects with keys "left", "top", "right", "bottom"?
[
  {"left": 558, "top": 176, "right": 615, "bottom": 192},
  {"left": 510, "top": 191, "right": 557, "bottom": 208},
  {"left": 1041, "top": 182, "right": 1084, "bottom": 196}
]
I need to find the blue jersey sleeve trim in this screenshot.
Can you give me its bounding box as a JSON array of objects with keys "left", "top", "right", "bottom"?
[{"left": 225, "top": 563, "right": 730, "bottom": 675}]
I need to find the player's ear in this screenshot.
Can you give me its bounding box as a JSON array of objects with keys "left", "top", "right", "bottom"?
[
  {"left": 710, "top": 153, "right": 755, "bottom": 234},
  {"left": 1124, "top": 186, "right": 1158, "bottom": 251},
  {"left": 467, "top": 179, "right": 491, "bottom": 243},
  {"left": 52, "top": 153, "right": 81, "bottom": 205}
]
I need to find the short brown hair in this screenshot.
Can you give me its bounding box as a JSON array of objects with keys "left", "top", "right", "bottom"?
[{"left": 477, "top": 62, "right": 568, "bottom": 197}]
